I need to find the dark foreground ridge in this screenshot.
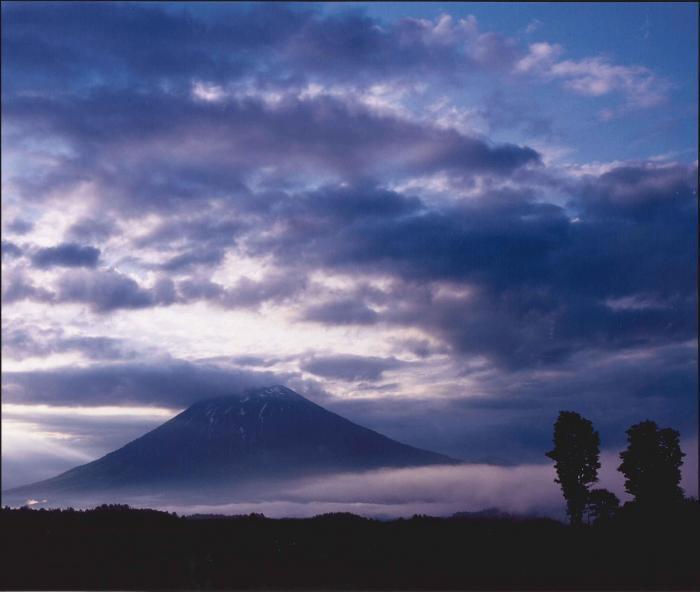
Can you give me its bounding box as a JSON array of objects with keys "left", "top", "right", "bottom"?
[
  {"left": 2, "top": 502, "right": 698, "bottom": 590},
  {"left": 4, "top": 385, "right": 457, "bottom": 505}
]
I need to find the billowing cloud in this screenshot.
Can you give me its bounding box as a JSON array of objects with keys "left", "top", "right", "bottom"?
[
  {"left": 301, "top": 354, "right": 405, "bottom": 382},
  {"left": 2, "top": 269, "right": 54, "bottom": 305},
  {"left": 516, "top": 42, "right": 668, "bottom": 111},
  {"left": 1, "top": 241, "right": 23, "bottom": 259},
  {"left": 10, "top": 443, "right": 696, "bottom": 516},
  {"left": 3, "top": 218, "right": 34, "bottom": 235},
  {"left": 1, "top": 322, "right": 138, "bottom": 361},
  {"left": 1, "top": 2, "right": 696, "bottom": 512},
  {"left": 0, "top": 5, "right": 537, "bottom": 95},
  {"left": 3, "top": 89, "right": 540, "bottom": 218},
  {"left": 302, "top": 299, "right": 379, "bottom": 326},
  {"left": 176, "top": 270, "right": 308, "bottom": 310},
  {"left": 55, "top": 269, "right": 166, "bottom": 312},
  {"left": 3, "top": 3, "right": 668, "bottom": 124},
  {"left": 31, "top": 243, "right": 100, "bottom": 268},
  {"left": 66, "top": 217, "right": 117, "bottom": 243},
  {"left": 2, "top": 360, "right": 281, "bottom": 408}
]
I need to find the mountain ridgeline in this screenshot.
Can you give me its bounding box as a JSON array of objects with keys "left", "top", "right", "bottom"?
[{"left": 4, "top": 385, "right": 457, "bottom": 505}]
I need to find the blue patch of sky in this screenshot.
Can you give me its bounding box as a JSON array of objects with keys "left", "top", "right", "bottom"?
[{"left": 328, "top": 2, "right": 698, "bottom": 164}]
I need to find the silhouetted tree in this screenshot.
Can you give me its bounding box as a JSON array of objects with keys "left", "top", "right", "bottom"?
[
  {"left": 618, "top": 420, "right": 685, "bottom": 508},
  {"left": 546, "top": 411, "right": 601, "bottom": 526},
  {"left": 585, "top": 488, "right": 620, "bottom": 525}
]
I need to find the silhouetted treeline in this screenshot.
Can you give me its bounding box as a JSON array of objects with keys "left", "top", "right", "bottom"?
[
  {"left": 2, "top": 502, "right": 698, "bottom": 590},
  {"left": 547, "top": 412, "right": 690, "bottom": 527}
]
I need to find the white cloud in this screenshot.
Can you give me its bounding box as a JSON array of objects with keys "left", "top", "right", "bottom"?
[
  {"left": 524, "top": 19, "right": 543, "bottom": 35},
  {"left": 515, "top": 42, "right": 564, "bottom": 74},
  {"left": 551, "top": 57, "right": 665, "bottom": 107},
  {"left": 191, "top": 81, "right": 225, "bottom": 103},
  {"left": 516, "top": 43, "right": 668, "bottom": 110},
  {"left": 42, "top": 440, "right": 695, "bottom": 517}
]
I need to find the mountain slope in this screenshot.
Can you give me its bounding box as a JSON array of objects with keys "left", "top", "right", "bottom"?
[{"left": 5, "top": 385, "right": 457, "bottom": 501}]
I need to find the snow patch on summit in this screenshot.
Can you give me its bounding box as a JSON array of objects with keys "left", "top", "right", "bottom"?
[{"left": 259, "top": 402, "right": 269, "bottom": 424}]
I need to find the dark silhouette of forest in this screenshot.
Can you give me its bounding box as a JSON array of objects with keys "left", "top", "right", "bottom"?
[
  {"left": 2, "top": 501, "right": 698, "bottom": 590},
  {"left": 1, "top": 412, "right": 698, "bottom": 590}
]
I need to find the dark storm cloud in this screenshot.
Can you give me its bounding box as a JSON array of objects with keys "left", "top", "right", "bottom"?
[
  {"left": 394, "top": 338, "right": 449, "bottom": 359},
  {"left": 159, "top": 248, "right": 227, "bottom": 272},
  {"left": 2, "top": 342, "right": 695, "bottom": 465},
  {"left": 229, "top": 355, "right": 281, "bottom": 368},
  {"left": 302, "top": 299, "right": 379, "bottom": 326},
  {"left": 66, "top": 217, "right": 118, "bottom": 243},
  {"left": 558, "top": 163, "right": 697, "bottom": 299},
  {"left": 54, "top": 269, "right": 161, "bottom": 312},
  {"left": 4, "top": 218, "right": 34, "bottom": 235},
  {"left": 249, "top": 185, "right": 568, "bottom": 287},
  {"left": 1, "top": 2, "right": 305, "bottom": 93},
  {"left": 219, "top": 272, "right": 308, "bottom": 308},
  {"left": 1, "top": 3, "right": 516, "bottom": 97},
  {"left": 2, "top": 360, "right": 282, "bottom": 408},
  {"left": 28, "top": 335, "right": 135, "bottom": 360},
  {"left": 1, "top": 241, "right": 23, "bottom": 259},
  {"left": 301, "top": 354, "right": 405, "bottom": 382},
  {"left": 176, "top": 270, "right": 308, "bottom": 310},
  {"left": 136, "top": 214, "right": 245, "bottom": 273},
  {"left": 3, "top": 159, "right": 695, "bottom": 371},
  {"left": 277, "top": 10, "right": 515, "bottom": 82},
  {"left": 1, "top": 0, "right": 696, "bottom": 487},
  {"left": 2, "top": 2, "right": 539, "bottom": 219},
  {"left": 1, "top": 270, "right": 54, "bottom": 305},
  {"left": 31, "top": 243, "right": 100, "bottom": 269},
  {"left": 135, "top": 215, "right": 244, "bottom": 250},
  {"left": 3, "top": 89, "right": 539, "bottom": 215},
  {"left": 294, "top": 183, "right": 423, "bottom": 223},
  {"left": 174, "top": 278, "right": 224, "bottom": 302},
  {"left": 7, "top": 264, "right": 307, "bottom": 314},
  {"left": 575, "top": 162, "right": 697, "bottom": 221},
  {"left": 1, "top": 324, "right": 137, "bottom": 361},
  {"left": 244, "top": 164, "right": 696, "bottom": 369},
  {"left": 20, "top": 268, "right": 177, "bottom": 313},
  {"left": 322, "top": 342, "right": 698, "bottom": 463},
  {"left": 11, "top": 160, "right": 692, "bottom": 371},
  {"left": 3, "top": 265, "right": 307, "bottom": 314},
  {"left": 383, "top": 283, "right": 695, "bottom": 370}
]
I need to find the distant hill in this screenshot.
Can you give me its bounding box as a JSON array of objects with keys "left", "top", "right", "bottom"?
[{"left": 3, "top": 385, "right": 457, "bottom": 505}]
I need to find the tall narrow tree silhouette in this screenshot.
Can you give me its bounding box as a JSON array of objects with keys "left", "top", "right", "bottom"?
[
  {"left": 585, "top": 488, "right": 620, "bottom": 525},
  {"left": 618, "top": 420, "right": 685, "bottom": 508},
  {"left": 546, "top": 411, "right": 600, "bottom": 526}
]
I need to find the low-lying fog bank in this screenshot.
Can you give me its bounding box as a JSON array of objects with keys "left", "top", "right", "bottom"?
[{"left": 6, "top": 440, "right": 696, "bottom": 519}]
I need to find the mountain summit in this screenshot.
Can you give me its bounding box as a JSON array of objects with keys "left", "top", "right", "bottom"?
[{"left": 4, "top": 385, "right": 457, "bottom": 504}]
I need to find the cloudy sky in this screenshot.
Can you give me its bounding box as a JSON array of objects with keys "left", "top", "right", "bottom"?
[{"left": 1, "top": 2, "right": 697, "bottom": 509}]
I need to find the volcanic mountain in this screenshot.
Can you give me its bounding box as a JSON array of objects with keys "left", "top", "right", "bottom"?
[{"left": 4, "top": 385, "right": 457, "bottom": 505}]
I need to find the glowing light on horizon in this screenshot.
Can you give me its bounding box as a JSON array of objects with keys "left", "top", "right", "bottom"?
[{"left": 2, "top": 403, "right": 179, "bottom": 418}]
